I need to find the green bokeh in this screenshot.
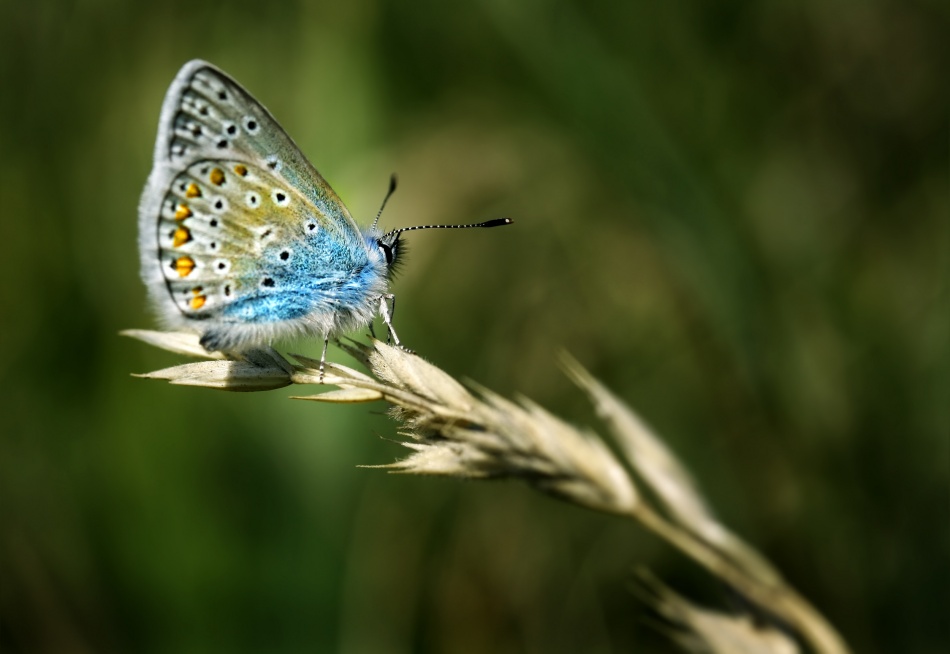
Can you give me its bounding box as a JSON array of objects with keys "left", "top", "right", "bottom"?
[{"left": 1, "top": 1, "right": 946, "bottom": 652}]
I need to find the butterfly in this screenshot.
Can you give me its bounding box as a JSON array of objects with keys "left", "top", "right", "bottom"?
[{"left": 139, "top": 60, "right": 511, "bottom": 361}]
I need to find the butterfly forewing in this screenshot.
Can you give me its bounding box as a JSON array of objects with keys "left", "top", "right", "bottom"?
[{"left": 157, "top": 62, "right": 361, "bottom": 233}]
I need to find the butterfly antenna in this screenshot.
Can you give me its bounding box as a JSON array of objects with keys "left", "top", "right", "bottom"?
[
  {"left": 385, "top": 217, "right": 513, "bottom": 239},
  {"left": 372, "top": 174, "right": 399, "bottom": 231}
]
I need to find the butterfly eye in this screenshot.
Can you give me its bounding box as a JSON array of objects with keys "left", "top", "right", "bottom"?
[{"left": 377, "top": 241, "right": 394, "bottom": 265}]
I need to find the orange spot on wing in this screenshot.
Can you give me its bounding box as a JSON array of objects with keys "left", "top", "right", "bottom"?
[
  {"left": 185, "top": 183, "right": 201, "bottom": 198},
  {"left": 174, "top": 256, "right": 195, "bottom": 277},
  {"left": 190, "top": 287, "right": 206, "bottom": 310},
  {"left": 209, "top": 168, "right": 225, "bottom": 185},
  {"left": 172, "top": 227, "right": 192, "bottom": 247},
  {"left": 175, "top": 204, "right": 192, "bottom": 220},
  {"left": 233, "top": 164, "right": 248, "bottom": 176}
]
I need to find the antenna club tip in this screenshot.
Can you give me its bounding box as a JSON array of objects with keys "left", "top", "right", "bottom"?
[{"left": 482, "top": 217, "right": 514, "bottom": 228}]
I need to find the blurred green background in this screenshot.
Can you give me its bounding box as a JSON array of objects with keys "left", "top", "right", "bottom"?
[{"left": 1, "top": 1, "right": 946, "bottom": 652}]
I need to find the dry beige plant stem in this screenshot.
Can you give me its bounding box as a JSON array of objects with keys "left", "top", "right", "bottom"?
[{"left": 123, "top": 330, "right": 852, "bottom": 654}]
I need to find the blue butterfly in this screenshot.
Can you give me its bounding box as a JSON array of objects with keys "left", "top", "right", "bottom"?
[{"left": 139, "top": 60, "right": 510, "bottom": 359}]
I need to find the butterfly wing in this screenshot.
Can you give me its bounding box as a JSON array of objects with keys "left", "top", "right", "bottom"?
[{"left": 139, "top": 60, "right": 387, "bottom": 351}]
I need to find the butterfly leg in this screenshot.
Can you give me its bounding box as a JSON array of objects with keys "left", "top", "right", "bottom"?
[
  {"left": 378, "top": 294, "right": 402, "bottom": 347},
  {"left": 318, "top": 337, "right": 329, "bottom": 382}
]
